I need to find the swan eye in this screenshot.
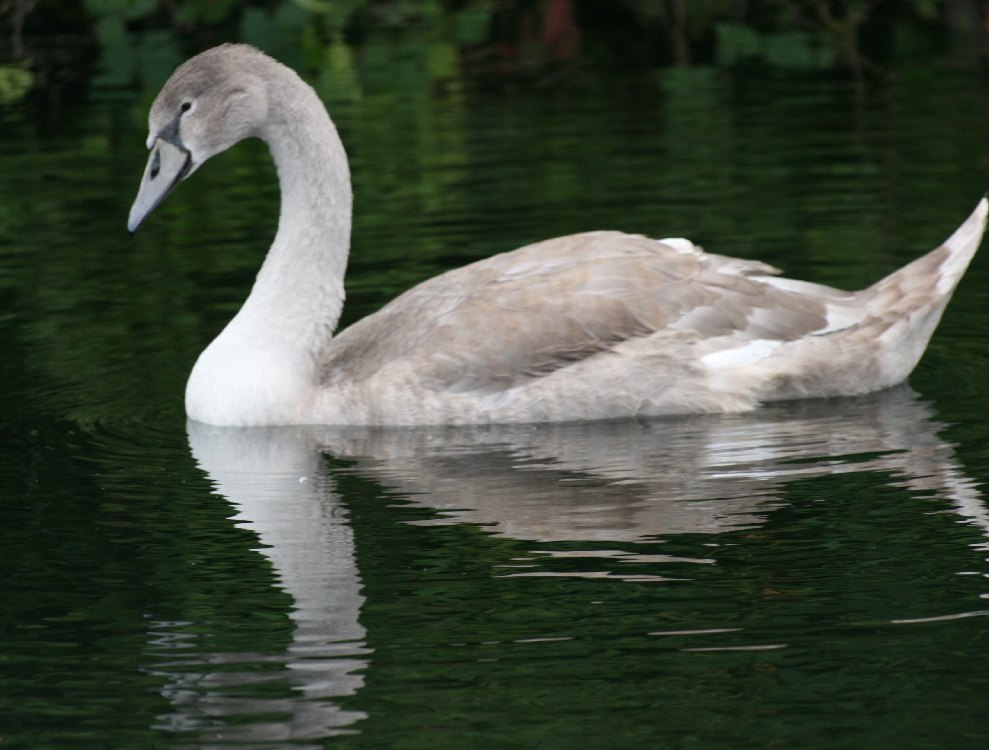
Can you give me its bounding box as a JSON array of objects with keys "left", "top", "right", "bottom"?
[{"left": 180, "top": 101, "right": 193, "bottom": 114}]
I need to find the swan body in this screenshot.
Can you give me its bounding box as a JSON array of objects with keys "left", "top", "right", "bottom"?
[{"left": 128, "top": 44, "right": 987, "bottom": 427}]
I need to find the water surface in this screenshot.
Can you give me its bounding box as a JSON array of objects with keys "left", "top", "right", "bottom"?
[{"left": 2, "top": 52, "right": 989, "bottom": 749}]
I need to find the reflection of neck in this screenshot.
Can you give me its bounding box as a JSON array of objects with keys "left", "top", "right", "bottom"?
[{"left": 187, "top": 422, "right": 367, "bottom": 661}]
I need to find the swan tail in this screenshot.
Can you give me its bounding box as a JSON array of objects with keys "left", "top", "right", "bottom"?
[
  {"left": 937, "top": 196, "right": 989, "bottom": 294},
  {"left": 867, "top": 197, "right": 987, "bottom": 306},
  {"left": 850, "top": 197, "right": 987, "bottom": 387}
]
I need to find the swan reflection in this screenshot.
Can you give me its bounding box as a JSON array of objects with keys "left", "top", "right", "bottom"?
[
  {"left": 315, "top": 387, "right": 988, "bottom": 547},
  {"left": 154, "top": 387, "right": 986, "bottom": 744},
  {"left": 151, "top": 427, "right": 369, "bottom": 746}
]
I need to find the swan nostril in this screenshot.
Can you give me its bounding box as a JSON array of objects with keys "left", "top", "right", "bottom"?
[{"left": 150, "top": 148, "right": 161, "bottom": 180}]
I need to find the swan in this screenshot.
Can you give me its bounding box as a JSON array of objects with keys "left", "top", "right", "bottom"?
[{"left": 127, "top": 44, "right": 987, "bottom": 427}]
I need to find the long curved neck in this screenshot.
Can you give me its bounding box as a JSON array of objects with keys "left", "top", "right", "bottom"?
[{"left": 238, "top": 70, "right": 352, "bottom": 353}]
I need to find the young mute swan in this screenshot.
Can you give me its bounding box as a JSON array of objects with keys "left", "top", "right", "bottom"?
[{"left": 128, "top": 44, "right": 987, "bottom": 427}]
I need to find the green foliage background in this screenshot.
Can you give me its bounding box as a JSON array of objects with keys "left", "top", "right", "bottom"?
[{"left": 3, "top": 0, "right": 986, "bottom": 99}]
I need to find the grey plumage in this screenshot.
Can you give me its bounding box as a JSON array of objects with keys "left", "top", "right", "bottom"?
[{"left": 128, "top": 44, "right": 987, "bottom": 426}]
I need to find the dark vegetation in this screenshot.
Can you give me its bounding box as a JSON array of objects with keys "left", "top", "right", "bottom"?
[{"left": 1, "top": 0, "right": 987, "bottom": 103}]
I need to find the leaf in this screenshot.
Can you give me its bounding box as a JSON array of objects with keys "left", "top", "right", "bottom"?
[
  {"left": 715, "top": 21, "right": 762, "bottom": 66},
  {"left": 0, "top": 64, "right": 33, "bottom": 105},
  {"left": 455, "top": 1, "right": 494, "bottom": 46},
  {"left": 764, "top": 30, "right": 834, "bottom": 70},
  {"left": 911, "top": 0, "right": 941, "bottom": 20}
]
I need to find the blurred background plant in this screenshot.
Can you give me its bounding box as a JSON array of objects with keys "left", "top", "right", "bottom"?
[{"left": 0, "top": 1, "right": 986, "bottom": 103}]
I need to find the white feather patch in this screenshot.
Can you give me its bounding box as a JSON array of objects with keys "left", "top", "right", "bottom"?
[
  {"left": 658, "top": 238, "right": 699, "bottom": 255},
  {"left": 700, "top": 339, "right": 782, "bottom": 369},
  {"left": 814, "top": 303, "right": 862, "bottom": 335}
]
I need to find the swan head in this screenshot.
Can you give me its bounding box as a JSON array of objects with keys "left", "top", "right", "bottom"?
[{"left": 128, "top": 44, "right": 272, "bottom": 233}]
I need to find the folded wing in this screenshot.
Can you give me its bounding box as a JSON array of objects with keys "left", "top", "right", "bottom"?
[{"left": 322, "top": 231, "right": 859, "bottom": 393}]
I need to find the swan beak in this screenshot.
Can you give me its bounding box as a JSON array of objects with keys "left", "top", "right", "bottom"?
[{"left": 127, "top": 137, "right": 192, "bottom": 234}]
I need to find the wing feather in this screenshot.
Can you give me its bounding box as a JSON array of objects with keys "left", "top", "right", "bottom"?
[{"left": 322, "top": 232, "right": 843, "bottom": 393}]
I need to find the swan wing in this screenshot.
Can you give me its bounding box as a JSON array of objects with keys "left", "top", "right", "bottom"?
[{"left": 322, "top": 232, "right": 850, "bottom": 393}]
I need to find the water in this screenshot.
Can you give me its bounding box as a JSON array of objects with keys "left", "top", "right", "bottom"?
[{"left": 2, "top": 49, "right": 989, "bottom": 749}]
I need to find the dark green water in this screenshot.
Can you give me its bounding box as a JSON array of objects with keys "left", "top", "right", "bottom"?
[{"left": 3, "top": 51, "right": 989, "bottom": 749}]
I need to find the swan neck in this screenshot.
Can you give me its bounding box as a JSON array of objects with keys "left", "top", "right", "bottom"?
[{"left": 249, "top": 72, "right": 352, "bottom": 341}]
